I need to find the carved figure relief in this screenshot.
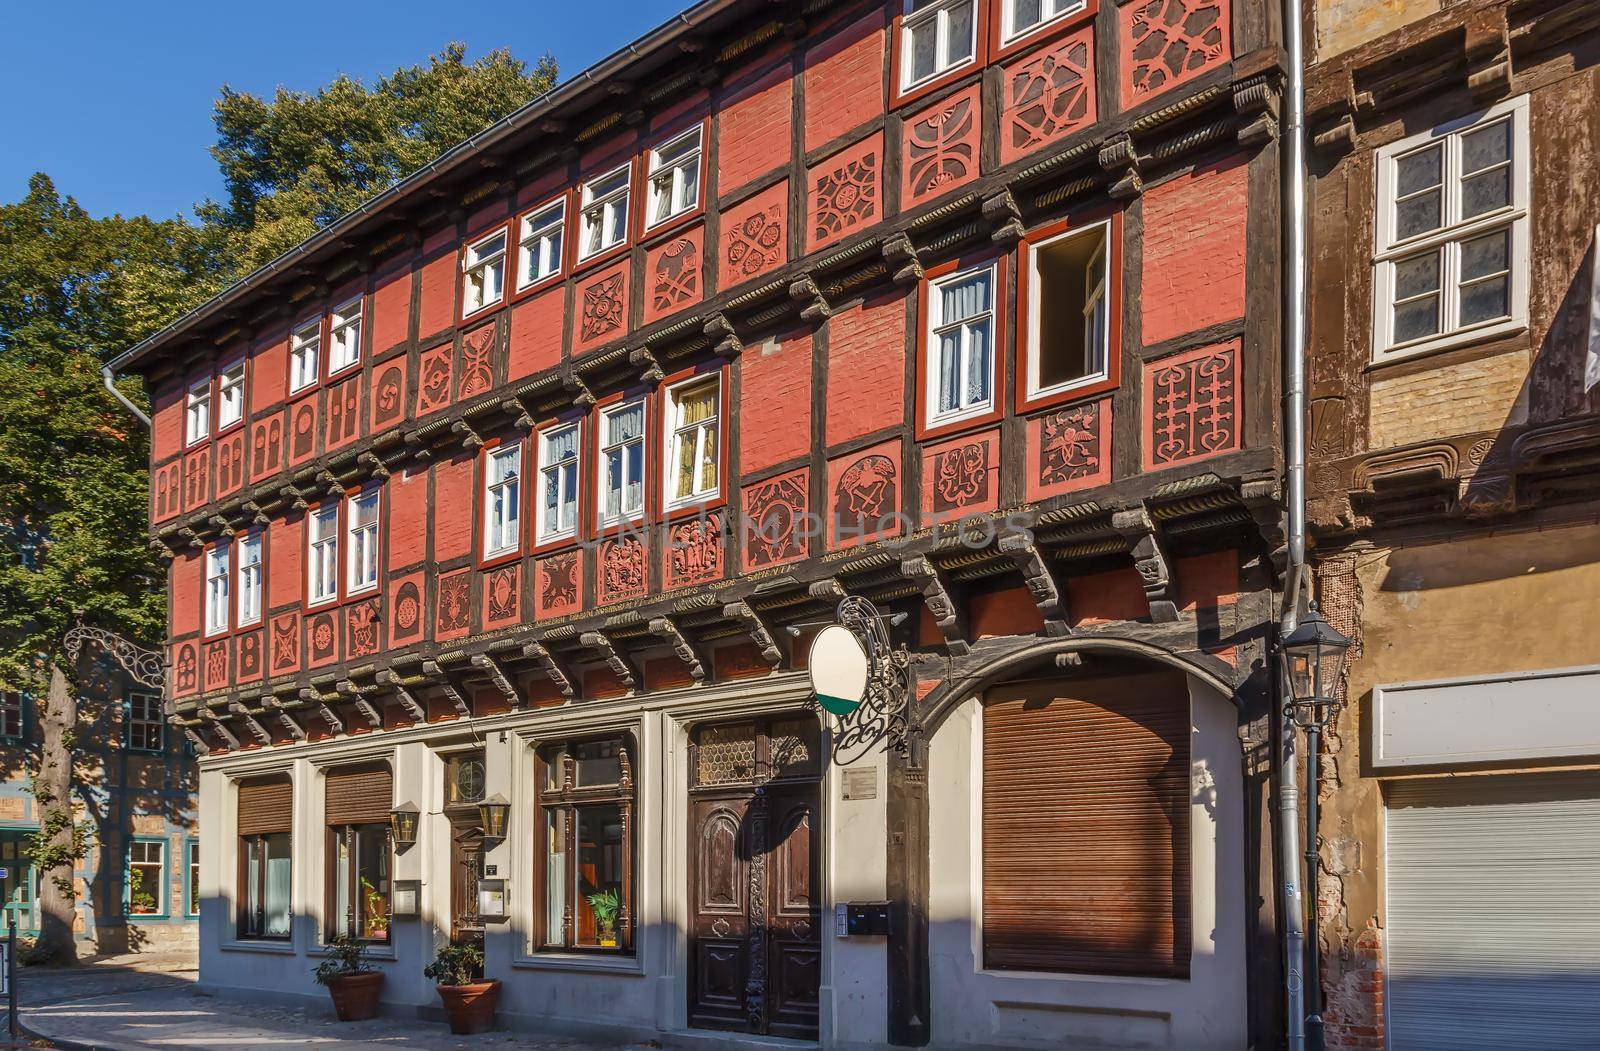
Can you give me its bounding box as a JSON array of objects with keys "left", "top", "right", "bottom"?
[
  {"left": 289, "top": 400, "right": 317, "bottom": 463},
  {"left": 580, "top": 273, "right": 627, "bottom": 344},
  {"left": 725, "top": 203, "right": 785, "bottom": 281},
  {"left": 904, "top": 88, "right": 979, "bottom": 206},
  {"left": 216, "top": 432, "right": 244, "bottom": 497},
  {"left": 831, "top": 445, "right": 900, "bottom": 548},
  {"left": 250, "top": 415, "right": 283, "bottom": 479},
  {"left": 742, "top": 469, "right": 809, "bottom": 570},
  {"left": 391, "top": 577, "right": 423, "bottom": 644},
  {"left": 173, "top": 641, "right": 198, "bottom": 695},
  {"left": 652, "top": 238, "right": 701, "bottom": 314},
  {"left": 1029, "top": 399, "right": 1112, "bottom": 500},
  {"left": 1143, "top": 341, "right": 1241, "bottom": 470},
  {"left": 416, "top": 343, "right": 454, "bottom": 416},
  {"left": 308, "top": 611, "right": 338, "bottom": 666},
  {"left": 934, "top": 444, "right": 989, "bottom": 511},
  {"left": 666, "top": 512, "right": 724, "bottom": 589},
  {"left": 270, "top": 613, "right": 300, "bottom": 675},
  {"left": 537, "top": 551, "right": 580, "bottom": 618},
  {"left": 237, "top": 630, "right": 262, "bottom": 681},
  {"left": 598, "top": 536, "right": 648, "bottom": 606},
  {"left": 153, "top": 461, "right": 183, "bottom": 521},
  {"left": 811, "top": 146, "right": 879, "bottom": 248},
  {"left": 457, "top": 324, "right": 496, "bottom": 400},
  {"left": 346, "top": 599, "right": 381, "bottom": 658},
  {"left": 1002, "top": 30, "right": 1094, "bottom": 163},
  {"left": 183, "top": 448, "right": 209, "bottom": 507},
  {"left": 326, "top": 377, "right": 361, "bottom": 449},
  {"left": 1121, "top": 0, "right": 1231, "bottom": 103},
  {"left": 371, "top": 360, "right": 406, "bottom": 430},
  {"left": 485, "top": 564, "right": 520, "bottom": 626},
  {"left": 436, "top": 570, "right": 472, "bottom": 639}
]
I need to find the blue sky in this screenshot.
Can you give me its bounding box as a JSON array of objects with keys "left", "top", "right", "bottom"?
[{"left": 0, "top": 0, "right": 685, "bottom": 220}]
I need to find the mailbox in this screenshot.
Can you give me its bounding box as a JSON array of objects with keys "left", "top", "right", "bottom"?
[{"left": 844, "top": 901, "right": 892, "bottom": 937}]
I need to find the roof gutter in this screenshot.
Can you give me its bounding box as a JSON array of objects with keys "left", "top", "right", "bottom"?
[{"left": 104, "top": 0, "right": 734, "bottom": 380}]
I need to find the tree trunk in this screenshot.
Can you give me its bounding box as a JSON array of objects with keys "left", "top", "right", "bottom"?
[{"left": 33, "top": 660, "right": 79, "bottom": 965}]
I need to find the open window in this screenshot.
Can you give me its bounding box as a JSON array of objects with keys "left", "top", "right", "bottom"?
[
  {"left": 186, "top": 378, "right": 212, "bottom": 445},
  {"left": 664, "top": 374, "right": 720, "bottom": 510},
  {"left": 217, "top": 361, "right": 245, "bottom": 430},
  {"left": 645, "top": 127, "right": 703, "bottom": 230},
  {"left": 462, "top": 230, "right": 508, "bottom": 317},
  {"left": 578, "top": 164, "right": 632, "bottom": 262},
  {"left": 290, "top": 318, "right": 321, "bottom": 394},
  {"left": 328, "top": 297, "right": 362, "bottom": 375},
  {"left": 1020, "top": 216, "right": 1117, "bottom": 409}
]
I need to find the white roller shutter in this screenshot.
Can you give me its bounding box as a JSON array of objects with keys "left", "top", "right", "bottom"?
[{"left": 1385, "top": 772, "right": 1600, "bottom": 1050}]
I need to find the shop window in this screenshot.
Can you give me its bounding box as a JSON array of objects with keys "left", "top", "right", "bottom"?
[
  {"left": 536, "top": 736, "right": 634, "bottom": 952},
  {"left": 325, "top": 764, "right": 392, "bottom": 943},
  {"left": 238, "top": 777, "right": 292, "bottom": 939},
  {"left": 127, "top": 840, "right": 166, "bottom": 917}
]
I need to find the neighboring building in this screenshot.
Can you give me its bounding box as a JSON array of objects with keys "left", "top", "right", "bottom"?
[
  {"left": 113, "top": 0, "right": 1294, "bottom": 1046},
  {"left": 1305, "top": 0, "right": 1600, "bottom": 1047},
  {"left": 0, "top": 666, "right": 197, "bottom": 952}
]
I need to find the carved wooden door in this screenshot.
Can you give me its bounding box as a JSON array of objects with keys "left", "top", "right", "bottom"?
[
  {"left": 450, "top": 823, "right": 485, "bottom": 946},
  {"left": 687, "top": 717, "right": 821, "bottom": 1038}
]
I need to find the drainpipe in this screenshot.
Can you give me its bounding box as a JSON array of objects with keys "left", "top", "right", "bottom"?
[
  {"left": 102, "top": 364, "right": 151, "bottom": 429},
  {"left": 1280, "top": 0, "right": 1313, "bottom": 1046}
]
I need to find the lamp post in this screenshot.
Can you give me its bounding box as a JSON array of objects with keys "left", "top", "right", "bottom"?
[{"left": 1280, "top": 602, "right": 1353, "bottom": 1051}]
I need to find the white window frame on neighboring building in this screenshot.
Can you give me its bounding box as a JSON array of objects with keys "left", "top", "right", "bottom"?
[
  {"left": 216, "top": 361, "right": 246, "bottom": 430},
  {"left": 517, "top": 199, "right": 566, "bottom": 289},
  {"left": 663, "top": 374, "right": 720, "bottom": 510},
  {"left": 578, "top": 163, "right": 632, "bottom": 262},
  {"left": 462, "top": 229, "right": 507, "bottom": 317},
  {"left": 900, "top": 0, "right": 979, "bottom": 92},
  {"left": 925, "top": 261, "right": 997, "bottom": 428},
  {"left": 127, "top": 839, "right": 167, "bottom": 916},
  {"left": 204, "top": 542, "right": 230, "bottom": 637},
  {"left": 307, "top": 504, "right": 340, "bottom": 607},
  {"left": 1000, "top": 0, "right": 1086, "bottom": 45},
  {"left": 483, "top": 443, "right": 523, "bottom": 558},
  {"left": 127, "top": 690, "right": 165, "bottom": 753},
  {"left": 236, "top": 531, "right": 263, "bottom": 627},
  {"left": 536, "top": 422, "right": 580, "bottom": 543},
  {"left": 327, "top": 296, "right": 362, "bottom": 376},
  {"left": 597, "top": 400, "right": 647, "bottom": 527},
  {"left": 645, "top": 127, "right": 702, "bottom": 231},
  {"left": 1372, "top": 94, "right": 1530, "bottom": 364},
  {"left": 345, "top": 489, "right": 380, "bottom": 596},
  {"left": 186, "top": 378, "right": 212, "bottom": 445},
  {"left": 290, "top": 318, "right": 321, "bottom": 393}
]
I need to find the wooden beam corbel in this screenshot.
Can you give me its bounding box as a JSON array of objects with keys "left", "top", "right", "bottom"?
[
  {"left": 471, "top": 654, "right": 522, "bottom": 706},
  {"left": 522, "top": 640, "right": 575, "bottom": 698},
  {"left": 301, "top": 688, "right": 344, "bottom": 733},
  {"left": 788, "top": 274, "right": 831, "bottom": 323},
  {"left": 279, "top": 484, "right": 308, "bottom": 512},
  {"left": 1241, "top": 478, "right": 1286, "bottom": 586},
  {"left": 241, "top": 501, "right": 270, "bottom": 526},
  {"left": 228, "top": 702, "right": 272, "bottom": 745},
  {"left": 629, "top": 346, "right": 665, "bottom": 387},
  {"left": 422, "top": 660, "right": 473, "bottom": 717},
  {"left": 982, "top": 189, "right": 1025, "bottom": 245},
  {"left": 182, "top": 727, "right": 212, "bottom": 755},
  {"left": 703, "top": 313, "right": 740, "bottom": 357},
  {"left": 337, "top": 680, "right": 383, "bottom": 728},
  {"left": 451, "top": 418, "right": 484, "bottom": 450},
  {"left": 997, "top": 527, "right": 1070, "bottom": 637},
  {"left": 178, "top": 526, "right": 203, "bottom": 549},
  {"left": 901, "top": 556, "right": 969, "bottom": 654},
  {"left": 356, "top": 451, "right": 389, "bottom": 480},
  {"left": 580, "top": 632, "right": 637, "bottom": 690},
  {"left": 723, "top": 601, "right": 782, "bottom": 666},
  {"left": 274, "top": 709, "right": 307, "bottom": 742},
  {"left": 808, "top": 578, "right": 847, "bottom": 604},
  {"left": 201, "top": 710, "right": 240, "bottom": 750},
  {"left": 881, "top": 232, "right": 923, "bottom": 285},
  {"left": 1112, "top": 506, "right": 1178, "bottom": 623},
  {"left": 1097, "top": 135, "right": 1142, "bottom": 199},
  {"left": 500, "top": 395, "right": 535, "bottom": 431},
  {"left": 565, "top": 373, "right": 596, "bottom": 410},
  {"left": 376, "top": 669, "right": 427, "bottom": 720},
  {"left": 208, "top": 515, "right": 236, "bottom": 539},
  {"left": 313, "top": 466, "right": 342, "bottom": 494},
  {"left": 649, "top": 617, "right": 706, "bottom": 682}
]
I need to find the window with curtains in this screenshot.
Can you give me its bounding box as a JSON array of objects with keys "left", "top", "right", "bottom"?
[
  {"left": 205, "top": 543, "right": 230, "bottom": 636},
  {"left": 346, "top": 490, "right": 379, "bottom": 595},
  {"left": 237, "top": 531, "right": 262, "bottom": 626},
  {"left": 463, "top": 230, "right": 507, "bottom": 316},
  {"left": 665, "top": 376, "right": 719, "bottom": 507},
  {"left": 536, "top": 736, "right": 634, "bottom": 952},
  {"left": 518, "top": 199, "right": 566, "bottom": 288},
  {"left": 328, "top": 297, "right": 362, "bottom": 374},
  {"left": 127, "top": 840, "right": 166, "bottom": 916},
  {"left": 927, "top": 263, "right": 996, "bottom": 426},
  {"left": 484, "top": 444, "right": 522, "bottom": 556},
  {"left": 186, "top": 378, "right": 211, "bottom": 445},
  {"left": 217, "top": 361, "right": 245, "bottom": 429},
  {"left": 538, "top": 423, "right": 579, "bottom": 542},
  {"left": 579, "top": 164, "right": 632, "bottom": 261},
  {"left": 900, "top": 0, "right": 977, "bottom": 90},
  {"left": 290, "top": 318, "right": 320, "bottom": 393},
  {"left": 325, "top": 764, "right": 393, "bottom": 943},
  {"left": 308, "top": 505, "right": 339, "bottom": 605},
  {"left": 598, "top": 401, "right": 646, "bottom": 526},
  {"left": 646, "top": 127, "right": 702, "bottom": 229},
  {"left": 238, "top": 777, "right": 292, "bottom": 939}
]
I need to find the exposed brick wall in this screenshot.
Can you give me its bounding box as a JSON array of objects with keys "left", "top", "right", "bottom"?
[
  {"left": 719, "top": 64, "right": 793, "bottom": 193},
  {"left": 387, "top": 467, "right": 428, "bottom": 571},
  {"left": 1176, "top": 550, "right": 1239, "bottom": 611},
  {"left": 432, "top": 452, "right": 476, "bottom": 561},
  {"left": 371, "top": 262, "right": 412, "bottom": 355},
  {"left": 826, "top": 290, "right": 906, "bottom": 446},
  {"left": 267, "top": 514, "right": 303, "bottom": 609},
  {"left": 968, "top": 585, "right": 1045, "bottom": 639},
  {"left": 1141, "top": 156, "right": 1249, "bottom": 345},
  {"left": 741, "top": 330, "right": 813, "bottom": 473},
  {"left": 803, "top": 11, "right": 885, "bottom": 152},
  {"left": 1368, "top": 347, "right": 1531, "bottom": 451},
  {"left": 1324, "top": 921, "right": 1386, "bottom": 1051}
]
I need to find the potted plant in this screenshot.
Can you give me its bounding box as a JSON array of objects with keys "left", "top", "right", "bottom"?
[
  {"left": 586, "top": 889, "right": 621, "bottom": 948},
  {"left": 425, "top": 943, "right": 499, "bottom": 1034},
  {"left": 314, "top": 933, "right": 384, "bottom": 1021},
  {"left": 360, "top": 878, "right": 389, "bottom": 939}
]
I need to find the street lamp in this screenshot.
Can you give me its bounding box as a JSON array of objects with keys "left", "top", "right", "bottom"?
[
  {"left": 478, "top": 793, "right": 511, "bottom": 844},
  {"left": 389, "top": 801, "right": 421, "bottom": 850}
]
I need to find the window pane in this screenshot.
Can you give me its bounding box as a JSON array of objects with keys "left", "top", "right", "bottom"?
[
  {"left": 699, "top": 428, "right": 718, "bottom": 493},
  {"left": 942, "top": 270, "right": 990, "bottom": 323},
  {"left": 1395, "top": 190, "right": 1441, "bottom": 241},
  {"left": 966, "top": 320, "right": 991, "bottom": 404},
  {"left": 333, "top": 831, "right": 351, "bottom": 935},
  {"left": 356, "top": 825, "right": 390, "bottom": 940},
  {"left": 1393, "top": 251, "right": 1442, "bottom": 300},
  {"left": 1393, "top": 295, "right": 1440, "bottom": 343},
  {"left": 572, "top": 738, "right": 623, "bottom": 786},
  {"left": 1460, "top": 168, "right": 1510, "bottom": 220},
  {"left": 545, "top": 808, "right": 567, "bottom": 945},
  {"left": 1461, "top": 120, "right": 1510, "bottom": 175},
  {"left": 575, "top": 804, "right": 624, "bottom": 947},
  {"left": 264, "top": 833, "right": 292, "bottom": 936},
  {"left": 1459, "top": 230, "right": 1508, "bottom": 282},
  {"left": 947, "top": 1, "right": 975, "bottom": 64},
  {"left": 938, "top": 332, "right": 960, "bottom": 413},
  {"left": 910, "top": 19, "right": 937, "bottom": 82},
  {"left": 1011, "top": 0, "right": 1044, "bottom": 35},
  {"left": 1395, "top": 145, "right": 1442, "bottom": 197},
  {"left": 607, "top": 405, "right": 644, "bottom": 445}
]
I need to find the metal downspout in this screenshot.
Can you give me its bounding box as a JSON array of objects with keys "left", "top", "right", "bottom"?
[{"left": 102, "top": 364, "right": 151, "bottom": 429}]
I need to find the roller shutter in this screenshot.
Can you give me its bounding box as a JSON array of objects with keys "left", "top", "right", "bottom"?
[
  {"left": 237, "top": 777, "right": 292, "bottom": 836},
  {"left": 324, "top": 763, "right": 393, "bottom": 826},
  {"left": 1385, "top": 771, "right": 1600, "bottom": 1050},
  {"left": 983, "top": 669, "right": 1190, "bottom": 977}
]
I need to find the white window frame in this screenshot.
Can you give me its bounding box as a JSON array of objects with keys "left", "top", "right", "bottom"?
[
  {"left": 307, "top": 505, "right": 340, "bottom": 607},
  {"left": 597, "top": 399, "right": 647, "bottom": 527},
  {"left": 462, "top": 229, "right": 508, "bottom": 317},
  {"left": 186, "top": 378, "right": 212, "bottom": 446},
  {"left": 483, "top": 443, "right": 523, "bottom": 558},
  {"left": 536, "top": 422, "right": 580, "bottom": 543},
  {"left": 327, "top": 296, "right": 362, "bottom": 376},
  {"left": 925, "top": 262, "right": 997, "bottom": 429},
  {"left": 517, "top": 199, "right": 566, "bottom": 289},
  {"left": 290, "top": 318, "right": 321, "bottom": 393},
  {"left": 900, "top": 0, "right": 979, "bottom": 92},
  {"left": 205, "top": 542, "right": 231, "bottom": 637},
  {"left": 216, "top": 361, "right": 246, "bottom": 430},
  {"left": 1025, "top": 219, "right": 1112, "bottom": 401},
  {"left": 1372, "top": 94, "right": 1530, "bottom": 364},
  {"left": 663, "top": 374, "right": 721, "bottom": 510},
  {"left": 237, "top": 531, "right": 263, "bottom": 627},
  {"left": 577, "top": 163, "right": 633, "bottom": 262},
  {"left": 645, "top": 127, "right": 703, "bottom": 231},
  {"left": 345, "top": 489, "right": 380, "bottom": 596},
  {"left": 1000, "top": 0, "right": 1086, "bottom": 45}
]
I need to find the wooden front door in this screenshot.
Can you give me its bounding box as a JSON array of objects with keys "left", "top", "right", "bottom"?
[
  {"left": 449, "top": 823, "right": 485, "bottom": 946},
  {"left": 688, "top": 716, "right": 822, "bottom": 1039}
]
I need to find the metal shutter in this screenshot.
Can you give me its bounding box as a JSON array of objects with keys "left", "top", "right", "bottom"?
[
  {"left": 237, "top": 777, "right": 292, "bottom": 836},
  {"left": 1385, "top": 771, "right": 1600, "bottom": 1050},
  {"left": 324, "top": 763, "right": 393, "bottom": 826},
  {"left": 983, "top": 670, "right": 1190, "bottom": 977}
]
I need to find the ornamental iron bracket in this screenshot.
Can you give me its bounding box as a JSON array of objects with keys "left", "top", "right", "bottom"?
[{"left": 828, "top": 596, "right": 915, "bottom": 768}]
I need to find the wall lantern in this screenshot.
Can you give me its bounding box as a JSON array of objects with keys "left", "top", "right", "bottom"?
[
  {"left": 1280, "top": 602, "right": 1354, "bottom": 729},
  {"left": 478, "top": 793, "right": 511, "bottom": 843},
  {"left": 389, "top": 801, "right": 421, "bottom": 849}
]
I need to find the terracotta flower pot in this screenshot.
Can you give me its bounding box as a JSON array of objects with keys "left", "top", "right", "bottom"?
[
  {"left": 326, "top": 971, "right": 385, "bottom": 1021},
  {"left": 437, "top": 979, "right": 501, "bottom": 1034}
]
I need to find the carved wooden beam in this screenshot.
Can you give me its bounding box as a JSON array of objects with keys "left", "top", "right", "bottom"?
[
  {"left": 1098, "top": 135, "right": 1142, "bottom": 199},
  {"left": 649, "top": 617, "right": 706, "bottom": 681},
  {"left": 337, "top": 680, "right": 383, "bottom": 728},
  {"left": 451, "top": 418, "right": 484, "bottom": 450},
  {"left": 182, "top": 727, "right": 212, "bottom": 755},
  {"left": 356, "top": 451, "right": 390, "bottom": 480},
  {"left": 881, "top": 232, "right": 923, "bottom": 285},
  {"left": 422, "top": 660, "right": 472, "bottom": 716},
  {"left": 629, "top": 347, "right": 665, "bottom": 387},
  {"left": 580, "top": 632, "right": 637, "bottom": 690},
  {"left": 788, "top": 274, "right": 830, "bottom": 323},
  {"left": 901, "top": 556, "right": 968, "bottom": 654},
  {"left": 241, "top": 501, "right": 270, "bottom": 526},
  {"left": 376, "top": 669, "right": 426, "bottom": 720},
  {"left": 275, "top": 709, "right": 307, "bottom": 741},
  {"left": 500, "top": 396, "right": 535, "bottom": 431},
  {"left": 279, "top": 484, "right": 308, "bottom": 512},
  {"left": 1241, "top": 478, "right": 1286, "bottom": 585},
  {"left": 982, "top": 189, "right": 1024, "bottom": 245},
  {"left": 471, "top": 654, "right": 522, "bottom": 706},
  {"left": 723, "top": 601, "right": 782, "bottom": 666},
  {"left": 565, "top": 373, "right": 596, "bottom": 410},
  {"left": 301, "top": 688, "right": 344, "bottom": 733},
  {"left": 522, "top": 641, "right": 575, "bottom": 698},
  {"left": 1112, "top": 506, "right": 1178, "bottom": 623},
  {"left": 228, "top": 702, "right": 271, "bottom": 745},
  {"left": 997, "top": 527, "right": 1070, "bottom": 637},
  {"left": 201, "top": 710, "right": 240, "bottom": 750},
  {"left": 703, "top": 313, "right": 740, "bottom": 357},
  {"left": 807, "top": 578, "right": 847, "bottom": 603}
]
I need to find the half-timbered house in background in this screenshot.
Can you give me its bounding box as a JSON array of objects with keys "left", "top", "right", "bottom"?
[{"left": 110, "top": 0, "right": 1291, "bottom": 1045}]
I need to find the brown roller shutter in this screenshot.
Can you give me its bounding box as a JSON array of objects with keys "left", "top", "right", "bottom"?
[
  {"left": 983, "top": 670, "right": 1191, "bottom": 978},
  {"left": 325, "top": 763, "right": 393, "bottom": 826},
  {"left": 238, "top": 777, "right": 292, "bottom": 836}
]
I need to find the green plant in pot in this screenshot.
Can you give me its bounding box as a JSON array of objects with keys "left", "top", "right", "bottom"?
[
  {"left": 586, "top": 889, "right": 621, "bottom": 948},
  {"left": 425, "top": 942, "right": 499, "bottom": 1035},
  {"left": 313, "top": 933, "right": 384, "bottom": 1021}
]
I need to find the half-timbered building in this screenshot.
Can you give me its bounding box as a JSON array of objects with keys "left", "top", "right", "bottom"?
[{"left": 112, "top": 0, "right": 1291, "bottom": 1045}]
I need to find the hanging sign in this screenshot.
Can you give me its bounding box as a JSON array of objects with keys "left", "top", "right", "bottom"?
[{"left": 808, "top": 624, "right": 870, "bottom": 716}]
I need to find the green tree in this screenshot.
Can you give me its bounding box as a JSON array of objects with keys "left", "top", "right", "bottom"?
[{"left": 0, "top": 41, "right": 557, "bottom": 964}]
